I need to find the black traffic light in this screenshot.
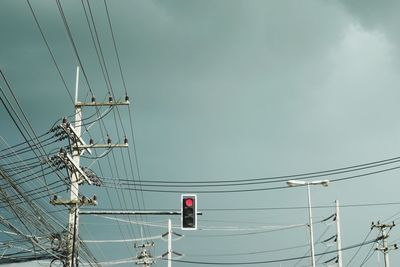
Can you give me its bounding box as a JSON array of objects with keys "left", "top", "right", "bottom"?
[{"left": 181, "top": 194, "right": 197, "bottom": 230}]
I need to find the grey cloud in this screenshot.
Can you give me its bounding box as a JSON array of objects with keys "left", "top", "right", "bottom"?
[{"left": 339, "top": 0, "right": 400, "bottom": 48}]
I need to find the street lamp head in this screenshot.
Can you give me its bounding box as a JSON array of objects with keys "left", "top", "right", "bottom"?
[
  {"left": 320, "top": 180, "right": 329, "bottom": 187},
  {"left": 287, "top": 179, "right": 330, "bottom": 187},
  {"left": 310, "top": 180, "right": 330, "bottom": 187},
  {"left": 286, "top": 180, "right": 307, "bottom": 187}
]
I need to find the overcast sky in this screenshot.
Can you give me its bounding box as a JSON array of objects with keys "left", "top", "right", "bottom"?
[{"left": 2, "top": 0, "right": 400, "bottom": 266}]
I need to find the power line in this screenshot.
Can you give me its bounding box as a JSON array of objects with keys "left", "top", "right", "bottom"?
[
  {"left": 201, "top": 201, "right": 400, "bottom": 211},
  {"left": 101, "top": 163, "right": 400, "bottom": 193},
  {"left": 55, "top": 0, "right": 95, "bottom": 98},
  {"left": 166, "top": 236, "right": 380, "bottom": 265},
  {"left": 346, "top": 229, "right": 373, "bottom": 266},
  {"left": 103, "top": 0, "right": 128, "bottom": 95},
  {"left": 186, "top": 243, "right": 310, "bottom": 258},
  {"left": 122, "top": 155, "right": 400, "bottom": 185},
  {"left": 26, "top": 0, "right": 74, "bottom": 104}
]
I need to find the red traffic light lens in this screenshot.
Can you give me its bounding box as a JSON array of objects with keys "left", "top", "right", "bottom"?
[{"left": 185, "top": 198, "right": 193, "bottom": 207}]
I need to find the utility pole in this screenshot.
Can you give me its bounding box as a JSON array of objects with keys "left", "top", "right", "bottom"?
[
  {"left": 68, "top": 66, "right": 82, "bottom": 267},
  {"left": 50, "top": 67, "right": 129, "bottom": 267},
  {"left": 335, "top": 200, "right": 343, "bottom": 267},
  {"left": 372, "top": 221, "right": 398, "bottom": 267},
  {"left": 167, "top": 219, "right": 172, "bottom": 267},
  {"left": 161, "top": 219, "right": 183, "bottom": 267}
]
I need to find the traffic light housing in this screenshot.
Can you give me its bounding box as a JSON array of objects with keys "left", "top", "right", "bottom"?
[{"left": 181, "top": 194, "right": 197, "bottom": 230}]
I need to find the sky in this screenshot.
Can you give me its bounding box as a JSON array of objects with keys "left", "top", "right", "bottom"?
[{"left": 2, "top": 0, "right": 400, "bottom": 266}]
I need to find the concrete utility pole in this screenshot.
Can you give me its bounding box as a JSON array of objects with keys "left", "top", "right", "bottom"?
[
  {"left": 161, "top": 219, "right": 183, "bottom": 267},
  {"left": 168, "top": 219, "right": 172, "bottom": 267},
  {"left": 50, "top": 66, "right": 129, "bottom": 267},
  {"left": 68, "top": 66, "right": 82, "bottom": 267},
  {"left": 335, "top": 200, "right": 343, "bottom": 267},
  {"left": 372, "top": 221, "right": 398, "bottom": 267}
]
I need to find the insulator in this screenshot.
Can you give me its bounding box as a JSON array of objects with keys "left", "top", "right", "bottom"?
[
  {"left": 59, "top": 148, "right": 65, "bottom": 154},
  {"left": 91, "top": 95, "right": 96, "bottom": 102},
  {"left": 62, "top": 117, "right": 67, "bottom": 124},
  {"left": 107, "top": 136, "right": 112, "bottom": 144},
  {"left": 124, "top": 136, "right": 128, "bottom": 144},
  {"left": 125, "top": 94, "right": 129, "bottom": 101},
  {"left": 66, "top": 122, "right": 70, "bottom": 128},
  {"left": 53, "top": 195, "right": 57, "bottom": 201},
  {"left": 109, "top": 95, "right": 113, "bottom": 102},
  {"left": 93, "top": 195, "right": 97, "bottom": 201},
  {"left": 89, "top": 138, "right": 94, "bottom": 145}
]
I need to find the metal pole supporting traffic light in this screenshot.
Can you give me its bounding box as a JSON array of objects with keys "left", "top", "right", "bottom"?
[{"left": 181, "top": 194, "right": 197, "bottom": 230}]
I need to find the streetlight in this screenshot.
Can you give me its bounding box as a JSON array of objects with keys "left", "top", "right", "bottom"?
[{"left": 287, "top": 179, "right": 330, "bottom": 267}]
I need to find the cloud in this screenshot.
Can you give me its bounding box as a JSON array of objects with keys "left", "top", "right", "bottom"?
[{"left": 339, "top": 0, "right": 400, "bottom": 50}]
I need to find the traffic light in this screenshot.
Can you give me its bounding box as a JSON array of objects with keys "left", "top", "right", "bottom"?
[{"left": 181, "top": 194, "right": 197, "bottom": 230}]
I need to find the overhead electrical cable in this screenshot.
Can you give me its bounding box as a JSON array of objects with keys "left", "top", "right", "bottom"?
[
  {"left": 101, "top": 163, "right": 400, "bottom": 193},
  {"left": 55, "top": 0, "right": 96, "bottom": 97},
  {"left": 167, "top": 237, "right": 380, "bottom": 265},
  {"left": 346, "top": 229, "right": 373, "bottom": 266},
  {"left": 109, "top": 155, "right": 400, "bottom": 185},
  {"left": 82, "top": 0, "right": 151, "bottom": 245},
  {"left": 103, "top": 0, "right": 128, "bottom": 95},
  {"left": 26, "top": 0, "right": 74, "bottom": 104}
]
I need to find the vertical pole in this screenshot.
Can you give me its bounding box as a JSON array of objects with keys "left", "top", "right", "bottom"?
[
  {"left": 67, "top": 66, "right": 81, "bottom": 267},
  {"left": 307, "top": 183, "right": 316, "bottom": 267},
  {"left": 383, "top": 228, "right": 390, "bottom": 267},
  {"left": 74, "top": 66, "right": 79, "bottom": 103},
  {"left": 372, "top": 222, "right": 395, "bottom": 267},
  {"left": 335, "top": 200, "right": 343, "bottom": 267},
  {"left": 168, "top": 219, "right": 172, "bottom": 267}
]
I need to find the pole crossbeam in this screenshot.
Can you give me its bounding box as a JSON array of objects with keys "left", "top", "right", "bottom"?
[
  {"left": 76, "top": 144, "right": 128, "bottom": 149},
  {"left": 75, "top": 100, "right": 129, "bottom": 107}
]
